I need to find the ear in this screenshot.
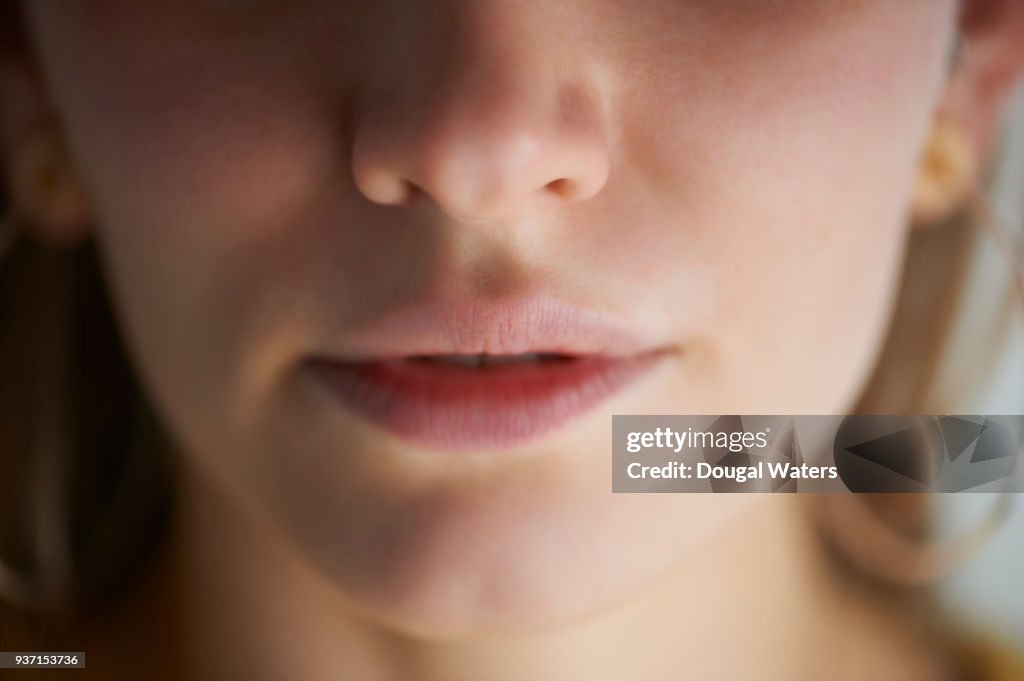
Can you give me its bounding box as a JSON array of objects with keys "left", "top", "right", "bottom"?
[
  {"left": 951, "top": 0, "right": 1024, "bottom": 167},
  {"left": 911, "top": 0, "right": 1024, "bottom": 225},
  {"left": 1, "top": 58, "right": 91, "bottom": 246}
]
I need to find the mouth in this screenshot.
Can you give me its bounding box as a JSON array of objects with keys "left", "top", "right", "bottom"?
[
  {"left": 304, "top": 299, "right": 673, "bottom": 450},
  {"left": 405, "top": 352, "right": 574, "bottom": 367}
]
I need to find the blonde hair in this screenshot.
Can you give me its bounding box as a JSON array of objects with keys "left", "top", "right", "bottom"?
[
  {"left": 932, "top": 82, "right": 1024, "bottom": 414},
  {"left": 861, "top": 81, "right": 1024, "bottom": 416}
]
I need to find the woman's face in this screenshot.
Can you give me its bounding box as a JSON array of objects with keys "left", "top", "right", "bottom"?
[{"left": 22, "top": 0, "right": 956, "bottom": 634}]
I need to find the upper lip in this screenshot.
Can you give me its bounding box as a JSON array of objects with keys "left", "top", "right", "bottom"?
[{"left": 317, "top": 296, "right": 668, "bottom": 361}]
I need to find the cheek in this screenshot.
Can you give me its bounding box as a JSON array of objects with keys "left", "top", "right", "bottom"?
[
  {"left": 26, "top": 3, "right": 356, "bottom": 455},
  {"left": 592, "top": 1, "right": 953, "bottom": 411}
]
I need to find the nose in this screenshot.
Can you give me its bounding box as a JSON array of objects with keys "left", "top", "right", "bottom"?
[{"left": 350, "top": 6, "right": 612, "bottom": 222}]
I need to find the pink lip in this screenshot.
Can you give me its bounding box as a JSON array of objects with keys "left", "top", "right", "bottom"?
[{"left": 305, "top": 298, "right": 672, "bottom": 450}]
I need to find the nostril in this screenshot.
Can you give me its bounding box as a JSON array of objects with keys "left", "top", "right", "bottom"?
[
  {"left": 545, "top": 178, "right": 573, "bottom": 198},
  {"left": 403, "top": 181, "right": 426, "bottom": 204},
  {"left": 351, "top": 92, "right": 611, "bottom": 217}
]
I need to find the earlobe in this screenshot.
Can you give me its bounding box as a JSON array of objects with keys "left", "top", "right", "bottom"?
[
  {"left": 1, "top": 61, "right": 91, "bottom": 246},
  {"left": 8, "top": 120, "right": 92, "bottom": 245},
  {"left": 908, "top": 33, "right": 977, "bottom": 228},
  {"left": 909, "top": 114, "right": 977, "bottom": 226}
]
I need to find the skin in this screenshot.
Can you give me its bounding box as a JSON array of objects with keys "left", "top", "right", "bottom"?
[{"left": 4, "top": 0, "right": 1024, "bottom": 679}]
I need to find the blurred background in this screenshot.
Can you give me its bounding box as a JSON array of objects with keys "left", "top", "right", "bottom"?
[{"left": 939, "top": 496, "right": 1024, "bottom": 644}]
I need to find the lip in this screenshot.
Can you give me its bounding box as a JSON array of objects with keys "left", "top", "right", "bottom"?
[{"left": 305, "top": 298, "right": 673, "bottom": 450}]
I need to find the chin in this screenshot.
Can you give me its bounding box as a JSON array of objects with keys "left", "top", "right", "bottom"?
[
  {"left": 266, "top": 446, "right": 758, "bottom": 638},
  {"left": 225, "top": 361, "right": 738, "bottom": 637}
]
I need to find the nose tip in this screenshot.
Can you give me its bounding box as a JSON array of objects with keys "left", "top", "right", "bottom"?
[
  {"left": 351, "top": 73, "right": 611, "bottom": 221},
  {"left": 353, "top": 118, "right": 609, "bottom": 221}
]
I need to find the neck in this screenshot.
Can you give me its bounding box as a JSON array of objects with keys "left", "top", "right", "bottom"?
[{"left": 168, "top": 466, "right": 936, "bottom": 681}]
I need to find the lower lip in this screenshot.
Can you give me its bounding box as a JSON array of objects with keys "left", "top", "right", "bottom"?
[{"left": 307, "top": 352, "right": 667, "bottom": 450}]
